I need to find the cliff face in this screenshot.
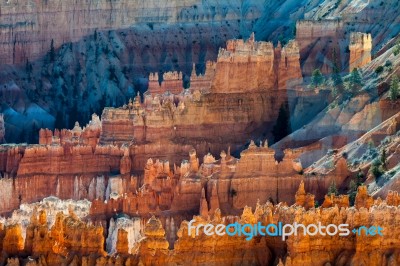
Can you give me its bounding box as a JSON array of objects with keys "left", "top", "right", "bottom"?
[
  {"left": 0, "top": 1, "right": 265, "bottom": 143},
  {"left": 0, "top": 0, "right": 266, "bottom": 65},
  {"left": 295, "top": 20, "right": 346, "bottom": 75},
  {"left": 1, "top": 185, "right": 400, "bottom": 266},
  {"left": 98, "top": 34, "right": 302, "bottom": 169},
  {"left": 1, "top": 0, "right": 400, "bottom": 143},
  {"left": 295, "top": 0, "right": 400, "bottom": 75},
  {"left": 211, "top": 34, "right": 302, "bottom": 92},
  {"left": 100, "top": 88, "right": 290, "bottom": 170}
]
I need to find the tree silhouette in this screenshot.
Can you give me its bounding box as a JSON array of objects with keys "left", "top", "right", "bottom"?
[
  {"left": 327, "top": 180, "right": 338, "bottom": 196},
  {"left": 331, "top": 49, "right": 344, "bottom": 95},
  {"left": 389, "top": 75, "right": 399, "bottom": 101},
  {"left": 311, "top": 69, "right": 324, "bottom": 88},
  {"left": 345, "top": 68, "right": 363, "bottom": 94}
]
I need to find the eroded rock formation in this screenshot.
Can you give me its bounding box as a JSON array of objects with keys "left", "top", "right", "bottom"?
[
  {"left": 349, "top": 32, "right": 372, "bottom": 71},
  {"left": 1, "top": 185, "right": 399, "bottom": 266},
  {"left": 212, "top": 33, "right": 302, "bottom": 92}
]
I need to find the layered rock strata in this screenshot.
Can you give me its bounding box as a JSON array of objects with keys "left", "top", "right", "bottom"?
[{"left": 1, "top": 185, "right": 400, "bottom": 266}]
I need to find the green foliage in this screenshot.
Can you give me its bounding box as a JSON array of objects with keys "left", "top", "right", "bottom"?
[
  {"left": 348, "top": 180, "right": 358, "bottom": 205},
  {"left": 230, "top": 189, "right": 237, "bottom": 197},
  {"left": 272, "top": 103, "right": 291, "bottom": 143},
  {"left": 331, "top": 49, "right": 344, "bottom": 97},
  {"left": 345, "top": 68, "right": 363, "bottom": 94},
  {"left": 371, "top": 163, "right": 384, "bottom": 179},
  {"left": 370, "top": 149, "right": 387, "bottom": 179},
  {"left": 348, "top": 171, "right": 364, "bottom": 205},
  {"left": 380, "top": 149, "right": 387, "bottom": 171},
  {"left": 327, "top": 180, "right": 338, "bottom": 196},
  {"left": 394, "top": 39, "right": 400, "bottom": 56},
  {"left": 311, "top": 69, "right": 325, "bottom": 88},
  {"left": 368, "top": 140, "right": 375, "bottom": 150},
  {"left": 375, "top": 65, "right": 384, "bottom": 74},
  {"left": 389, "top": 75, "right": 400, "bottom": 101}
]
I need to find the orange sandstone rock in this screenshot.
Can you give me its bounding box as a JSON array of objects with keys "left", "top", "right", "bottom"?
[{"left": 349, "top": 32, "right": 372, "bottom": 72}]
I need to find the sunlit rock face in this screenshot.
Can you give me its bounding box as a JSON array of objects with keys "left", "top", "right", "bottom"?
[
  {"left": 349, "top": 32, "right": 372, "bottom": 72},
  {"left": 97, "top": 34, "right": 303, "bottom": 170},
  {"left": 0, "top": 0, "right": 399, "bottom": 264},
  {"left": 212, "top": 34, "right": 303, "bottom": 93},
  {"left": 1, "top": 186, "right": 399, "bottom": 265},
  {"left": 106, "top": 216, "right": 143, "bottom": 255},
  {"left": 0, "top": 197, "right": 91, "bottom": 241}
]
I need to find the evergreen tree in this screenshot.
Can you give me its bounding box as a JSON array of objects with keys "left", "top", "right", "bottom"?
[
  {"left": 394, "top": 39, "right": 400, "bottom": 56},
  {"left": 272, "top": 103, "right": 291, "bottom": 143},
  {"left": 389, "top": 75, "right": 399, "bottom": 101},
  {"left": 345, "top": 68, "right": 363, "bottom": 94},
  {"left": 348, "top": 179, "right": 358, "bottom": 205},
  {"left": 327, "top": 180, "right": 338, "bottom": 196},
  {"left": 311, "top": 69, "right": 325, "bottom": 88},
  {"left": 331, "top": 49, "right": 344, "bottom": 95},
  {"left": 348, "top": 171, "right": 365, "bottom": 205}
]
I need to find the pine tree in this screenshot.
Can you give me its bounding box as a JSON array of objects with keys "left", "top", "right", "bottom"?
[
  {"left": 389, "top": 75, "right": 399, "bottom": 101},
  {"left": 348, "top": 179, "right": 358, "bottom": 205},
  {"left": 331, "top": 49, "right": 344, "bottom": 95},
  {"left": 345, "top": 68, "right": 363, "bottom": 94},
  {"left": 380, "top": 149, "right": 387, "bottom": 171},
  {"left": 394, "top": 39, "right": 400, "bottom": 56},
  {"left": 311, "top": 69, "right": 324, "bottom": 88},
  {"left": 327, "top": 180, "right": 338, "bottom": 196}
]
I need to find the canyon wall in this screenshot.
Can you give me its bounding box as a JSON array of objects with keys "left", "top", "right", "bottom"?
[
  {"left": 0, "top": 0, "right": 264, "bottom": 65},
  {"left": 100, "top": 87, "right": 289, "bottom": 170},
  {"left": 295, "top": 19, "right": 346, "bottom": 75}
]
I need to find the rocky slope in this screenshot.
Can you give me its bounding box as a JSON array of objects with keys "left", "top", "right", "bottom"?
[
  {"left": 0, "top": 0, "right": 335, "bottom": 143},
  {"left": 2, "top": 0, "right": 399, "bottom": 143}
]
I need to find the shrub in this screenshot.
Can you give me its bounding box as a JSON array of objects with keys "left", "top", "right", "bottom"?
[{"left": 375, "top": 66, "right": 384, "bottom": 74}]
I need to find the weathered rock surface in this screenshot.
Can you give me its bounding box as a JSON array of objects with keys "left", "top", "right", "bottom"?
[{"left": 1, "top": 186, "right": 400, "bottom": 266}]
